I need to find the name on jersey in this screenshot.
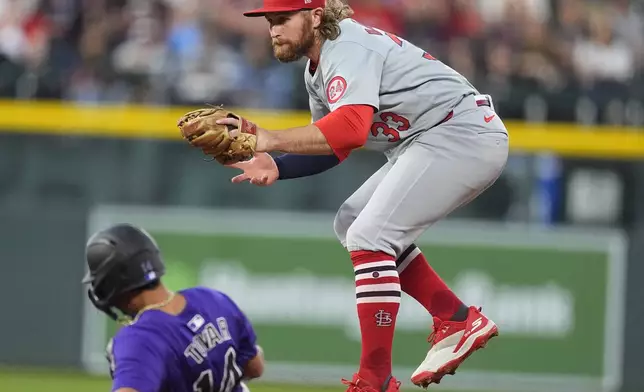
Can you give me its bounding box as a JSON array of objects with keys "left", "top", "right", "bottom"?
[{"left": 184, "top": 317, "right": 232, "bottom": 364}]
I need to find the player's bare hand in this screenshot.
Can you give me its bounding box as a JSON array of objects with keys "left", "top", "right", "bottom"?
[
  {"left": 216, "top": 117, "right": 270, "bottom": 153},
  {"left": 215, "top": 117, "right": 239, "bottom": 128},
  {"left": 225, "top": 152, "right": 279, "bottom": 186}
]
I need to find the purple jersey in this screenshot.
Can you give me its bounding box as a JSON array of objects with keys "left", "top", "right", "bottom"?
[{"left": 106, "top": 287, "right": 258, "bottom": 392}]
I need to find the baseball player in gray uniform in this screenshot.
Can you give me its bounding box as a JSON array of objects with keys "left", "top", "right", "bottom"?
[{"left": 216, "top": 1, "right": 509, "bottom": 391}]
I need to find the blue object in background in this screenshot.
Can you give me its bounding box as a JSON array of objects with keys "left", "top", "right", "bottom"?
[{"left": 534, "top": 153, "right": 562, "bottom": 226}]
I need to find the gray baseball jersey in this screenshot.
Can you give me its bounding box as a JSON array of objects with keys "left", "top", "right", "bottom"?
[{"left": 305, "top": 18, "right": 479, "bottom": 154}]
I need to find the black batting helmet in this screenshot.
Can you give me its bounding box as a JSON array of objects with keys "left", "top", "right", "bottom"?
[{"left": 82, "top": 223, "right": 165, "bottom": 321}]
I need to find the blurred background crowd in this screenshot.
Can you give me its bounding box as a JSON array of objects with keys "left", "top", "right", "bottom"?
[
  {"left": 2, "top": 4, "right": 644, "bottom": 386},
  {"left": 1, "top": 0, "right": 643, "bottom": 125}
]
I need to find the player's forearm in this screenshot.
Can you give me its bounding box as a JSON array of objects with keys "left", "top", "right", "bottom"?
[
  {"left": 257, "top": 124, "right": 334, "bottom": 155},
  {"left": 274, "top": 153, "right": 341, "bottom": 180},
  {"left": 243, "top": 345, "right": 265, "bottom": 380},
  {"left": 254, "top": 105, "right": 373, "bottom": 160}
]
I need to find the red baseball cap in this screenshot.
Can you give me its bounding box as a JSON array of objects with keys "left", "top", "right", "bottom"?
[{"left": 243, "top": 0, "right": 325, "bottom": 17}]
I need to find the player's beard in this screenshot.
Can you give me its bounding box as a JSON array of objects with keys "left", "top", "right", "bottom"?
[{"left": 272, "top": 16, "right": 315, "bottom": 63}]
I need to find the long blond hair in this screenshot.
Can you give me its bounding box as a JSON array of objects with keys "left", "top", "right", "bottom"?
[{"left": 318, "top": 0, "right": 354, "bottom": 40}]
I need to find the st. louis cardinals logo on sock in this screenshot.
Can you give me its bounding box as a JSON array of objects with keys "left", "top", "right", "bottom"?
[
  {"left": 375, "top": 310, "right": 393, "bottom": 327},
  {"left": 351, "top": 251, "right": 401, "bottom": 381}
]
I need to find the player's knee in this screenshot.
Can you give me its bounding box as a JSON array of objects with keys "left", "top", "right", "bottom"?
[
  {"left": 344, "top": 224, "right": 367, "bottom": 251},
  {"left": 333, "top": 203, "right": 356, "bottom": 246},
  {"left": 344, "top": 222, "right": 396, "bottom": 258}
]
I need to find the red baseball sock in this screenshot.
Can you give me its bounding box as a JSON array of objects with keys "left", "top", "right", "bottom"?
[
  {"left": 351, "top": 250, "right": 401, "bottom": 388},
  {"left": 397, "top": 244, "right": 466, "bottom": 321}
]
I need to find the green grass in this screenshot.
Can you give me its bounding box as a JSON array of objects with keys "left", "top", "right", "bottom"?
[
  {"left": 0, "top": 367, "right": 110, "bottom": 392},
  {"left": 0, "top": 367, "right": 355, "bottom": 392},
  {"left": 0, "top": 366, "right": 497, "bottom": 392}
]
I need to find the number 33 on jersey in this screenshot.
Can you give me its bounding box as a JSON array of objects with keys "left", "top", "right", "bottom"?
[{"left": 305, "top": 18, "right": 480, "bottom": 153}]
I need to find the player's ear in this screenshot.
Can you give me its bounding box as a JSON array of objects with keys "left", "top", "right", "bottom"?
[{"left": 310, "top": 7, "right": 324, "bottom": 29}]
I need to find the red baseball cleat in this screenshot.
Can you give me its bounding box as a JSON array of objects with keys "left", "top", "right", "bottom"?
[
  {"left": 411, "top": 306, "right": 498, "bottom": 388},
  {"left": 342, "top": 373, "right": 401, "bottom": 392}
]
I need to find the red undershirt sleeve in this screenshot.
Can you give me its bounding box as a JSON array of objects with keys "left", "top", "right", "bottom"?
[{"left": 314, "top": 104, "right": 374, "bottom": 161}]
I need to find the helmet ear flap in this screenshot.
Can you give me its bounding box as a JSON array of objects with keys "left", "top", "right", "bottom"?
[
  {"left": 87, "top": 289, "right": 136, "bottom": 326},
  {"left": 87, "top": 289, "right": 119, "bottom": 321}
]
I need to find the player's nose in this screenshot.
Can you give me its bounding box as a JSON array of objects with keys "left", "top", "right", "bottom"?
[{"left": 269, "top": 25, "right": 281, "bottom": 38}]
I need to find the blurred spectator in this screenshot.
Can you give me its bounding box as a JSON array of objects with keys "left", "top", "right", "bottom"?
[
  {"left": 228, "top": 35, "right": 300, "bottom": 109},
  {"left": 0, "top": 0, "right": 641, "bottom": 124},
  {"left": 611, "top": 0, "right": 644, "bottom": 68},
  {"left": 572, "top": 6, "right": 636, "bottom": 85},
  {"left": 477, "top": 0, "right": 550, "bottom": 25},
  {"left": 350, "top": 0, "right": 404, "bottom": 36}
]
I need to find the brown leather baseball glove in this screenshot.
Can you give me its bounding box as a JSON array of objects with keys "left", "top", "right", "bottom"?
[{"left": 177, "top": 107, "right": 258, "bottom": 165}]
